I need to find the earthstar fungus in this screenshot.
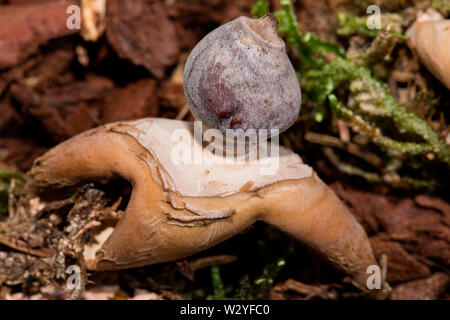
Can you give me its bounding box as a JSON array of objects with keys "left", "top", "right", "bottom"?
[
  {"left": 27, "top": 118, "right": 388, "bottom": 296},
  {"left": 26, "top": 14, "right": 390, "bottom": 297}
]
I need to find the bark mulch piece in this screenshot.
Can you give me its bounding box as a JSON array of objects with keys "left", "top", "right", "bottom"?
[
  {"left": 0, "top": 0, "right": 79, "bottom": 70},
  {"left": 390, "top": 273, "right": 449, "bottom": 300},
  {"left": 11, "top": 74, "right": 115, "bottom": 142},
  {"left": 0, "top": 138, "right": 47, "bottom": 171},
  {"left": 106, "top": 0, "right": 180, "bottom": 79},
  {"left": 100, "top": 78, "right": 158, "bottom": 124},
  {"left": 332, "top": 181, "right": 450, "bottom": 296},
  {"left": 370, "top": 235, "right": 431, "bottom": 283}
]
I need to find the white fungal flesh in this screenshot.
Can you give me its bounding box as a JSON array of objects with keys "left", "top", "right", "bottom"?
[{"left": 108, "top": 118, "right": 312, "bottom": 197}]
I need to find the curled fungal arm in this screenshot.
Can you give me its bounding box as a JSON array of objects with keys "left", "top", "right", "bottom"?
[{"left": 27, "top": 118, "right": 390, "bottom": 298}]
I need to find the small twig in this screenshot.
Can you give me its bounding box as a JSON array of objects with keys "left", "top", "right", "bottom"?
[
  {"left": 0, "top": 234, "right": 53, "bottom": 258},
  {"left": 180, "top": 255, "right": 237, "bottom": 281},
  {"left": 189, "top": 255, "right": 237, "bottom": 272},
  {"left": 305, "top": 131, "right": 383, "bottom": 169},
  {"left": 323, "top": 147, "right": 382, "bottom": 183},
  {"left": 323, "top": 147, "right": 437, "bottom": 189},
  {"left": 175, "top": 104, "right": 190, "bottom": 120},
  {"left": 273, "top": 278, "right": 339, "bottom": 300}
]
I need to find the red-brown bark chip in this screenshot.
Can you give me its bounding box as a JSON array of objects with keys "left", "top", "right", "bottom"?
[
  {"left": 106, "top": 0, "right": 179, "bottom": 79},
  {"left": 159, "top": 81, "right": 185, "bottom": 111},
  {"left": 332, "top": 182, "right": 450, "bottom": 271},
  {"left": 415, "top": 194, "right": 450, "bottom": 228},
  {"left": 373, "top": 198, "right": 450, "bottom": 267},
  {"left": 374, "top": 199, "right": 442, "bottom": 235},
  {"left": 370, "top": 236, "right": 431, "bottom": 283},
  {"left": 0, "top": 137, "right": 47, "bottom": 171},
  {"left": 100, "top": 79, "right": 159, "bottom": 123},
  {"left": 331, "top": 182, "right": 381, "bottom": 234},
  {"left": 390, "top": 273, "right": 449, "bottom": 300},
  {"left": 11, "top": 75, "right": 114, "bottom": 142},
  {"left": 0, "top": 0, "right": 79, "bottom": 70}
]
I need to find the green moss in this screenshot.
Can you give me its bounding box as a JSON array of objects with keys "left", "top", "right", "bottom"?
[
  {"left": 0, "top": 169, "right": 26, "bottom": 216},
  {"left": 251, "top": 0, "right": 450, "bottom": 189},
  {"left": 337, "top": 11, "right": 378, "bottom": 37},
  {"left": 251, "top": 0, "right": 270, "bottom": 18}
]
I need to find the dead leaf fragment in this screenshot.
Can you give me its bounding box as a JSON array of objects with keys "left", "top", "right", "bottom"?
[
  {"left": 0, "top": 0, "right": 79, "bottom": 69},
  {"left": 106, "top": 0, "right": 179, "bottom": 79},
  {"left": 390, "top": 273, "right": 449, "bottom": 300}
]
